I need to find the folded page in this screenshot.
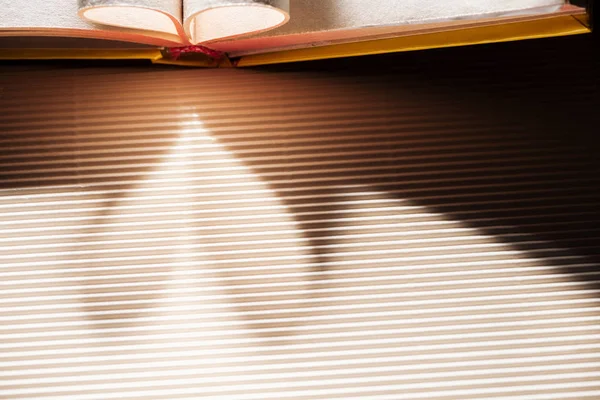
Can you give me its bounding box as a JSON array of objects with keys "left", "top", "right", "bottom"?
[
  {"left": 78, "top": 0, "right": 185, "bottom": 37},
  {"left": 0, "top": 0, "right": 184, "bottom": 46},
  {"left": 184, "top": 0, "right": 289, "bottom": 44}
]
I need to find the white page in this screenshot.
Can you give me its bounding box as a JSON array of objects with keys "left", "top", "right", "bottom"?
[
  {"left": 252, "top": 0, "right": 565, "bottom": 35},
  {"left": 0, "top": 0, "right": 183, "bottom": 46},
  {"left": 1, "top": 0, "right": 92, "bottom": 31},
  {"left": 1, "top": 0, "right": 290, "bottom": 45},
  {"left": 212, "top": 0, "right": 566, "bottom": 54},
  {"left": 0, "top": 0, "right": 569, "bottom": 51},
  {"left": 78, "top": 0, "right": 184, "bottom": 37},
  {"left": 183, "top": 0, "right": 289, "bottom": 44}
]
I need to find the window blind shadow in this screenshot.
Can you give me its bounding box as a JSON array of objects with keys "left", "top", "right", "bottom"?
[{"left": 1, "top": 34, "right": 599, "bottom": 399}]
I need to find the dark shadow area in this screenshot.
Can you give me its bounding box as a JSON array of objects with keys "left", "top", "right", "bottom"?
[{"left": 230, "top": 33, "right": 600, "bottom": 290}]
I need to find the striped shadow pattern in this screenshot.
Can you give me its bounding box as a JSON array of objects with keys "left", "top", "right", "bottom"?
[{"left": 0, "top": 38, "right": 599, "bottom": 400}]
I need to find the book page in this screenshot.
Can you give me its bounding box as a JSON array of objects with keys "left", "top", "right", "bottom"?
[
  {"left": 78, "top": 0, "right": 185, "bottom": 38},
  {"left": 183, "top": 0, "right": 290, "bottom": 44},
  {"left": 210, "top": 0, "right": 566, "bottom": 55},
  {"left": 0, "top": 0, "right": 184, "bottom": 46},
  {"left": 1, "top": 0, "right": 91, "bottom": 31},
  {"left": 2, "top": 0, "right": 291, "bottom": 46}
]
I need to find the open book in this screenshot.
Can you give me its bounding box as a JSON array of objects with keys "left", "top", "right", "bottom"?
[{"left": 0, "top": 0, "right": 590, "bottom": 65}]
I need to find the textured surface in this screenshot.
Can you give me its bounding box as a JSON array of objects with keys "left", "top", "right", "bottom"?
[
  {"left": 0, "top": 34, "right": 599, "bottom": 399},
  {"left": 1, "top": 0, "right": 92, "bottom": 30},
  {"left": 211, "top": 0, "right": 568, "bottom": 54},
  {"left": 2, "top": 0, "right": 563, "bottom": 37},
  {"left": 266, "top": 0, "right": 564, "bottom": 34}
]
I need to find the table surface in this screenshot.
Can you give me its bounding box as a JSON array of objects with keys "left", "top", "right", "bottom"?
[{"left": 0, "top": 33, "right": 599, "bottom": 400}]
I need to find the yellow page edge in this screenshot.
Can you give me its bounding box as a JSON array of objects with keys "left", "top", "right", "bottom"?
[
  {"left": 236, "top": 14, "right": 591, "bottom": 67},
  {"left": 0, "top": 48, "right": 228, "bottom": 67},
  {"left": 0, "top": 48, "right": 164, "bottom": 61},
  {"left": 0, "top": 14, "right": 590, "bottom": 67}
]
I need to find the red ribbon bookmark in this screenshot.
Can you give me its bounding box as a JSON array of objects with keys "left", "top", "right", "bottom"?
[{"left": 167, "top": 45, "right": 225, "bottom": 60}]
